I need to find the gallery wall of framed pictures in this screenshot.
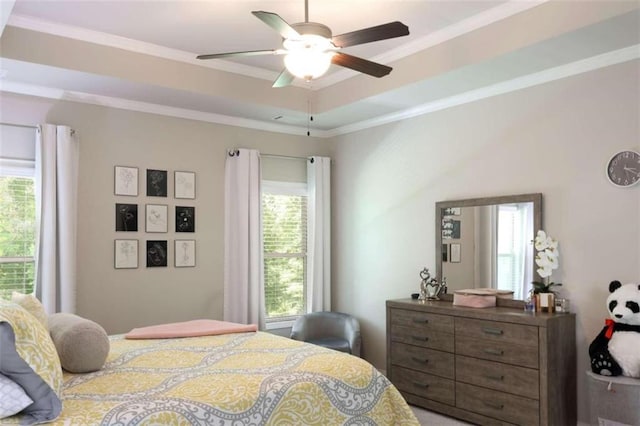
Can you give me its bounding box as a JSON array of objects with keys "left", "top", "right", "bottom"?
[{"left": 113, "top": 166, "right": 197, "bottom": 269}]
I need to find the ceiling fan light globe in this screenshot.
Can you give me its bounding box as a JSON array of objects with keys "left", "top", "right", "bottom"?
[{"left": 284, "top": 50, "right": 334, "bottom": 80}]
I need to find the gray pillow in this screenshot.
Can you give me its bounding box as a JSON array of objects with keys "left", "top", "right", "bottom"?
[
  {"left": 48, "top": 313, "right": 110, "bottom": 373},
  {"left": 0, "top": 322, "right": 62, "bottom": 424}
]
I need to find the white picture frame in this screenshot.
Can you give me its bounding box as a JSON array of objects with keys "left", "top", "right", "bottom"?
[
  {"left": 114, "top": 166, "right": 138, "bottom": 196},
  {"left": 174, "top": 171, "right": 196, "bottom": 199},
  {"left": 114, "top": 239, "right": 138, "bottom": 269},
  {"left": 175, "top": 239, "right": 195, "bottom": 267},
  {"left": 450, "top": 243, "right": 461, "bottom": 263},
  {"left": 145, "top": 204, "right": 168, "bottom": 233}
]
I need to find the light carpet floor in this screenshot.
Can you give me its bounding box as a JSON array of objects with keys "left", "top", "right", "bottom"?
[{"left": 410, "top": 405, "right": 473, "bottom": 425}]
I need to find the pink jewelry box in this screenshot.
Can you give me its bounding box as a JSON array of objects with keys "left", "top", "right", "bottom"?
[{"left": 453, "top": 288, "right": 514, "bottom": 308}]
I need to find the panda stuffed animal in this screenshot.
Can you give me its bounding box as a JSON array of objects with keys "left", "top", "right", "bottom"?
[{"left": 589, "top": 280, "right": 640, "bottom": 378}]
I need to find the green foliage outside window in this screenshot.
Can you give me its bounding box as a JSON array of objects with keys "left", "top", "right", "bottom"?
[
  {"left": 0, "top": 176, "right": 36, "bottom": 299},
  {"left": 262, "top": 192, "right": 307, "bottom": 319}
]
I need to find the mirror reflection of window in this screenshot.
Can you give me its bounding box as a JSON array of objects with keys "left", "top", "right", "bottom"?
[{"left": 496, "top": 203, "right": 534, "bottom": 299}]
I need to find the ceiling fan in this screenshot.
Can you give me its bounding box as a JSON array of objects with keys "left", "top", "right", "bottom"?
[{"left": 196, "top": 0, "right": 409, "bottom": 88}]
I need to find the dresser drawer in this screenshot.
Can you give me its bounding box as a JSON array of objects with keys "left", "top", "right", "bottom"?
[
  {"left": 391, "top": 366, "right": 455, "bottom": 406},
  {"left": 390, "top": 308, "right": 454, "bottom": 334},
  {"left": 456, "top": 382, "right": 539, "bottom": 426},
  {"left": 456, "top": 355, "right": 539, "bottom": 399},
  {"left": 391, "top": 324, "right": 454, "bottom": 352},
  {"left": 390, "top": 342, "right": 454, "bottom": 379},
  {"left": 455, "top": 317, "right": 538, "bottom": 348},
  {"left": 456, "top": 335, "right": 538, "bottom": 369}
]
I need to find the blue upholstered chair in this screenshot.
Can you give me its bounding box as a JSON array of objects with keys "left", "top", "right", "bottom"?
[{"left": 290, "top": 311, "right": 362, "bottom": 357}]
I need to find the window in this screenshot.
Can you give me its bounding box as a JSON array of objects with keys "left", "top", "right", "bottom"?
[
  {"left": 262, "top": 181, "right": 307, "bottom": 324},
  {"left": 496, "top": 203, "right": 532, "bottom": 300},
  {"left": 0, "top": 161, "right": 36, "bottom": 299}
]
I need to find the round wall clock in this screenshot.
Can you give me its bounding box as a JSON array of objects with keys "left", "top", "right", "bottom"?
[{"left": 606, "top": 150, "right": 640, "bottom": 187}]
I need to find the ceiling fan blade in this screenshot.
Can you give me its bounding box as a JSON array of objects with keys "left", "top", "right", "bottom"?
[
  {"left": 272, "top": 69, "right": 296, "bottom": 88},
  {"left": 197, "top": 50, "right": 282, "bottom": 60},
  {"left": 252, "top": 11, "right": 300, "bottom": 39},
  {"left": 331, "top": 52, "right": 392, "bottom": 78},
  {"left": 332, "top": 21, "right": 409, "bottom": 48}
]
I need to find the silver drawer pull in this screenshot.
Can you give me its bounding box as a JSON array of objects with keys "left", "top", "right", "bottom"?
[
  {"left": 483, "top": 348, "right": 504, "bottom": 356},
  {"left": 481, "top": 326, "right": 504, "bottom": 336},
  {"left": 412, "top": 318, "right": 429, "bottom": 324},
  {"left": 485, "top": 374, "right": 504, "bottom": 381},
  {"left": 483, "top": 401, "right": 504, "bottom": 410},
  {"left": 411, "top": 356, "right": 429, "bottom": 364},
  {"left": 412, "top": 382, "right": 429, "bottom": 388},
  {"left": 411, "top": 336, "right": 429, "bottom": 342}
]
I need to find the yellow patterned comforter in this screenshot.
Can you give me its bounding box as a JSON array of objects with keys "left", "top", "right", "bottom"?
[{"left": 49, "top": 331, "right": 419, "bottom": 425}]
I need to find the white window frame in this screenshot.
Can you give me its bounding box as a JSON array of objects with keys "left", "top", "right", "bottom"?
[{"left": 261, "top": 180, "right": 308, "bottom": 330}]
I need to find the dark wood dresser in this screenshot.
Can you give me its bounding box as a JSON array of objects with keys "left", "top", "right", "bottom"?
[{"left": 386, "top": 299, "right": 576, "bottom": 426}]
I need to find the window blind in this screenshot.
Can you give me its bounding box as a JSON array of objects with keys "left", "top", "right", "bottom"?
[
  {"left": 0, "top": 175, "right": 36, "bottom": 298},
  {"left": 262, "top": 192, "right": 307, "bottom": 320}
]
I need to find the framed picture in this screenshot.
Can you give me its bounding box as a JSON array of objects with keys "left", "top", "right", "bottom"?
[
  {"left": 146, "top": 240, "right": 168, "bottom": 267},
  {"left": 114, "top": 166, "right": 138, "bottom": 196},
  {"left": 450, "top": 243, "right": 461, "bottom": 263},
  {"left": 175, "top": 206, "right": 195, "bottom": 232},
  {"left": 451, "top": 220, "right": 461, "bottom": 239},
  {"left": 146, "top": 169, "right": 167, "bottom": 197},
  {"left": 174, "top": 171, "right": 196, "bottom": 199},
  {"left": 145, "top": 204, "right": 168, "bottom": 233},
  {"left": 114, "top": 239, "right": 138, "bottom": 269},
  {"left": 115, "top": 203, "right": 138, "bottom": 232},
  {"left": 442, "top": 218, "right": 453, "bottom": 239},
  {"left": 175, "top": 239, "right": 195, "bottom": 267}
]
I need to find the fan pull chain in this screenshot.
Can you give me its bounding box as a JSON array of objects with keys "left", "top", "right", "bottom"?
[{"left": 307, "top": 97, "right": 313, "bottom": 136}]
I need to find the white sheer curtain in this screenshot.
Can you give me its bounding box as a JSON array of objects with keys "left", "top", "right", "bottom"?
[
  {"left": 519, "top": 202, "right": 534, "bottom": 299},
  {"left": 307, "top": 156, "right": 331, "bottom": 312},
  {"left": 35, "top": 124, "right": 79, "bottom": 314},
  {"left": 223, "top": 149, "right": 265, "bottom": 329}
]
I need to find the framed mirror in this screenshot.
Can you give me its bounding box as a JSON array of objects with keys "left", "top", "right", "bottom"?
[{"left": 435, "top": 193, "right": 542, "bottom": 301}]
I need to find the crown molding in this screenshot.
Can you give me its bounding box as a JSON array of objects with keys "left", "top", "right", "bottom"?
[
  {"left": 7, "top": 1, "right": 547, "bottom": 90},
  {"left": 0, "top": 80, "right": 325, "bottom": 137},
  {"left": 0, "top": 0, "right": 16, "bottom": 36},
  {"left": 325, "top": 45, "right": 640, "bottom": 137},
  {"left": 1, "top": 45, "right": 636, "bottom": 138}
]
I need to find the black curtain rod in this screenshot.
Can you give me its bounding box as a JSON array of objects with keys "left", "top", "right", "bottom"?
[{"left": 227, "top": 149, "right": 314, "bottom": 163}]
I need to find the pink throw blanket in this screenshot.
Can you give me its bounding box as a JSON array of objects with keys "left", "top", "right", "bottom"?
[{"left": 125, "top": 319, "right": 257, "bottom": 339}]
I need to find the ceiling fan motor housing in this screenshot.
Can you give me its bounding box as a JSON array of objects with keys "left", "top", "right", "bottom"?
[{"left": 290, "top": 22, "right": 332, "bottom": 40}]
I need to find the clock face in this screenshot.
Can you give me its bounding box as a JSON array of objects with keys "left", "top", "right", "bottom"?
[{"left": 607, "top": 150, "right": 640, "bottom": 187}]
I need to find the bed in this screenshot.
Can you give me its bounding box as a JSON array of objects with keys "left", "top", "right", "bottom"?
[{"left": 2, "top": 301, "right": 419, "bottom": 426}]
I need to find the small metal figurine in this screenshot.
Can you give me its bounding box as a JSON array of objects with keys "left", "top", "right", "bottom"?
[{"left": 419, "top": 267, "right": 443, "bottom": 301}]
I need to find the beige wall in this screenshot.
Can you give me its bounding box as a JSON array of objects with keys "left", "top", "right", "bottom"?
[
  {"left": 1, "top": 59, "right": 639, "bottom": 424},
  {"left": 0, "top": 92, "right": 330, "bottom": 334},
  {"left": 331, "top": 60, "right": 639, "bottom": 423}
]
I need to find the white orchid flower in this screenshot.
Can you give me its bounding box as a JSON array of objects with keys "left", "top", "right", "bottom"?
[
  {"left": 534, "top": 230, "right": 549, "bottom": 251},
  {"left": 544, "top": 249, "right": 559, "bottom": 269},
  {"left": 535, "top": 253, "right": 552, "bottom": 269},
  {"left": 537, "top": 266, "right": 553, "bottom": 278},
  {"left": 533, "top": 230, "right": 561, "bottom": 287}
]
